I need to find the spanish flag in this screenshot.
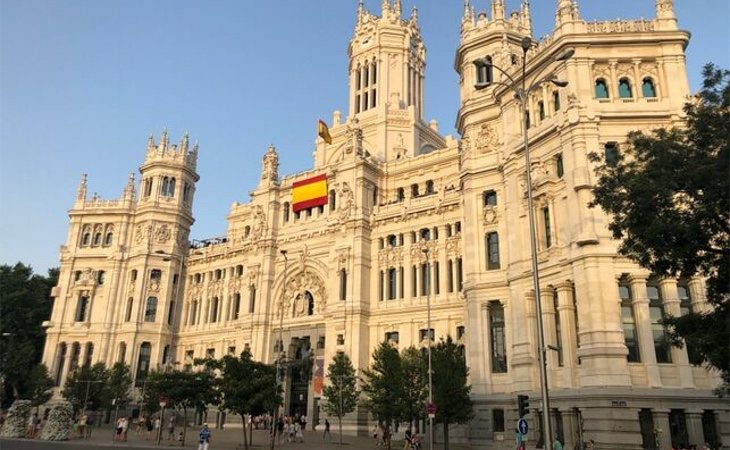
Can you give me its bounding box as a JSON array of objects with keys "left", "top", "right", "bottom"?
[
  {"left": 318, "top": 119, "right": 332, "bottom": 144},
  {"left": 292, "top": 174, "right": 328, "bottom": 212}
]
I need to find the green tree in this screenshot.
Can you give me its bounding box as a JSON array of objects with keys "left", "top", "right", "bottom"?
[
  {"left": 431, "top": 336, "right": 473, "bottom": 450},
  {"left": 590, "top": 63, "right": 730, "bottom": 385},
  {"left": 142, "top": 369, "right": 219, "bottom": 447},
  {"left": 62, "top": 363, "right": 109, "bottom": 412},
  {"left": 360, "top": 342, "right": 403, "bottom": 450},
  {"left": 27, "top": 365, "right": 54, "bottom": 412},
  {"left": 104, "top": 363, "right": 132, "bottom": 409},
  {"left": 322, "top": 351, "right": 359, "bottom": 447},
  {"left": 399, "top": 346, "right": 426, "bottom": 428},
  {"left": 0, "top": 263, "right": 58, "bottom": 407},
  {"left": 203, "top": 351, "right": 278, "bottom": 450}
]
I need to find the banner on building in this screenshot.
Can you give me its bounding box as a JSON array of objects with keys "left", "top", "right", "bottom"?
[
  {"left": 313, "top": 356, "right": 325, "bottom": 397},
  {"left": 292, "top": 174, "right": 328, "bottom": 212}
]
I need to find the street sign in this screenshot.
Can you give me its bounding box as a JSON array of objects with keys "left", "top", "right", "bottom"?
[
  {"left": 426, "top": 401, "right": 436, "bottom": 415},
  {"left": 159, "top": 396, "right": 167, "bottom": 408},
  {"left": 517, "top": 418, "right": 528, "bottom": 435}
]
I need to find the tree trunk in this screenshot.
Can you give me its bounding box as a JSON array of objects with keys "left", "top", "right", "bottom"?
[
  {"left": 248, "top": 416, "right": 253, "bottom": 446},
  {"left": 181, "top": 407, "right": 187, "bottom": 447},
  {"left": 443, "top": 420, "right": 450, "bottom": 450},
  {"left": 338, "top": 415, "right": 343, "bottom": 447},
  {"left": 241, "top": 414, "right": 249, "bottom": 450}
]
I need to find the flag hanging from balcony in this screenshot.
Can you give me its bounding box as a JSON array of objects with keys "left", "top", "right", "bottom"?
[
  {"left": 317, "top": 119, "right": 332, "bottom": 144},
  {"left": 292, "top": 174, "right": 328, "bottom": 212}
]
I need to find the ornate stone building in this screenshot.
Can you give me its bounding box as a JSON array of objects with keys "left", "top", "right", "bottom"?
[{"left": 42, "top": 1, "right": 728, "bottom": 448}]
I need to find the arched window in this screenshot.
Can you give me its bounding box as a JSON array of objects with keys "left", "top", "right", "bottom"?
[
  {"left": 168, "top": 177, "right": 176, "bottom": 196},
  {"left": 83, "top": 342, "right": 94, "bottom": 367},
  {"left": 425, "top": 180, "right": 434, "bottom": 195},
  {"left": 618, "top": 78, "right": 633, "bottom": 98},
  {"left": 538, "top": 101, "right": 545, "bottom": 121},
  {"left": 329, "top": 189, "right": 337, "bottom": 211},
  {"left": 161, "top": 177, "right": 169, "bottom": 196},
  {"left": 183, "top": 182, "right": 191, "bottom": 202},
  {"left": 117, "top": 342, "right": 127, "bottom": 363},
  {"left": 642, "top": 77, "right": 657, "bottom": 98},
  {"left": 210, "top": 297, "right": 219, "bottom": 322},
  {"left": 296, "top": 291, "right": 315, "bottom": 316},
  {"left": 553, "top": 91, "right": 561, "bottom": 111},
  {"left": 355, "top": 66, "right": 361, "bottom": 90},
  {"left": 104, "top": 232, "right": 113, "bottom": 246},
  {"left": 489, "top": 301, "right": 507, "bottom": 373},
  {"left": 396, "top": 187, "right": 405, "bottom": 202},
  {"left": 93, "top": 233, "right": 102, "bottom": 246},
  {"left": 244, "top": 226, "right": 250, "bottom": 237},
  {"left": 486, "top": 232, "right": 500, "bottom": 270},
  {"left": 411, "top": 183, "right": 419, "bottom": 198},
  {"left": 97, "top": 270, "right": 106, "bottom": 285},
  {"left": 125, "top": 297, "right": 133, "bottom": 322},
  {"left": 595, "top": 79, "right": 609, "bottom": 99},
  {"left": 131, "top": 269, "right": 138, "bottom": 282},
  {"left": 475, "top": 56, "right": 493, "bottom": 87},
  {"left": 69, "top": 342, "right": 81, "bottom": 373},
  {"left": 420, "top": 228, "right": 430, "bottom": 241},
  {"left": 135, "top": 342, "right": 151, "bottom": 386},
  {"left": 144, "top": 297, "right": 157, "bottom": 322},
  {"left": 387, "top": 234, "right": 397, "bottom": 248},
  {"left": 339, "top": 269, "right": 347, "bottom": 301},
  {"left": 144, "top": 178, "right": 152, "bottom": 197},
  {"left": 81, "top": 232, "right": 91, "bottom": 247}
]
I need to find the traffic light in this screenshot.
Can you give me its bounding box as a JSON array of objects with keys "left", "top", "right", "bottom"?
[{"left": 517, "top": 394, "right": 530, "bottom": 418}]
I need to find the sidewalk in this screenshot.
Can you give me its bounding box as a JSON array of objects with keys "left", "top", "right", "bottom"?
[{"left": 17, "top": 424, "right": 476, "bottom": 450}]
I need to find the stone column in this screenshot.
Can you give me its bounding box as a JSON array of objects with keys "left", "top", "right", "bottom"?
[
  {"left": 658, "top": 278, "right": 694, "bottom": 387},
  {"left": 685, "top": 409, "right": 705, "bottom": 448},
  {"left": 688, "top": 277, "right": 711, "bottom": 313},
  {"left": 58, "top": 351, "right": 72, "bottom": 389},
  {"left": 556, "top": 282, "right": 577, "bottom": 388},
  {"left": 652, "top": 410, "right": 672, "bottom": 450},
  {"left": 628, "top": 274, "right": 661, "bottom": 387},
  {"left": 510, "top": 287, "right": 536, "bottom": 391},
  {"left": 540, "top": 288, "right": 560, "bottom": 371},
  {"left": 561, "top": 407, "right": 579, "bottom": 450}
]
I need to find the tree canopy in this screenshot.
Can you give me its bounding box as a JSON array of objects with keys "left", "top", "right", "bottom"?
[
  {"left": 62, "top": 363, "right": 109, "bottom": 412},
  {"left": 0, "top": 263, "right": 58, "bottom": 407},
  {"left": 590, "top": 63, "right": 729, "bottom": 384},
  {"left": 322, "top": 351, "right": 359, "bottom": 446},
  {"left": 431, "top": 336, "right": 473, "bottom": 450},
  {"left": 360, "top": 342, "right": 404, "bottom": 450}
]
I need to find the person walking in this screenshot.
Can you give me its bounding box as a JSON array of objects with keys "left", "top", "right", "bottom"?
[
  {"left": 167, "top": 414, "right": 176, "bottom": 440},
  {"left": 323, "top": 418, "right": 331, "bottom": 441},
  {"left": 554, "top": 438, "right": 564, "bottom": 450},
  {"left": 26, "top": 413, "right": 39, "bottom": 438},
  {"left": 198, "top": 423, "right": 212, "bottom": 450},
  {"left": 145, "top": 415, "right": 153, "bottom": 440}
]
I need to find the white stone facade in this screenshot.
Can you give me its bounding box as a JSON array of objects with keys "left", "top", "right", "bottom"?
[{"left": 42, "top": 1, "right": 728, "bottom": 448}]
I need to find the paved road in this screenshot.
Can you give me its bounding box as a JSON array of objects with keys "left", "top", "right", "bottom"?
[{"left": 1, "top": 425, "right": 473, "bottom": 450}]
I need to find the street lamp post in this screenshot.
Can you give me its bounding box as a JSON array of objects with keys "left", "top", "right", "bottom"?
[
  {"left": 476, "top": 37, "right": 573, "bottom": 450},
  {"left": 271, "top": 249, "right": 288, "bottom": 450},
  {"left": 421, "top": 247, "right": 433, "bottom": 450}
]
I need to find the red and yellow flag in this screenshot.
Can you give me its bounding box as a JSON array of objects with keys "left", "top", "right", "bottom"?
[
  {"left": 292, "top": 174, "right": 328, "bottom": 212},
  {"left": 317, "top": 119, "right": 332, "bottom": 144}
]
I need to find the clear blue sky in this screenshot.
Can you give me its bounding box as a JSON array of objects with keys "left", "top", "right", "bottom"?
[{"left": 1, "top": 0, "right": 728, "bottom": 275}]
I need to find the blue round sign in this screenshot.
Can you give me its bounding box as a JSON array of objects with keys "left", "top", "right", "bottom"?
[{"left": 517, "top": 418, "right": 528, "bottom": 435}]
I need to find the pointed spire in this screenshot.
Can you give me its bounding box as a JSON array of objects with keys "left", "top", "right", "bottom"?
[
  {"left": 409, "top": 6, "right": 418, "bottom": 26},
  {"left": 556, "top": 0, "right": 577, "bottom": 26},
  {"left": 147, "top": 134, "right": 155, "bottom": 151},
  {"left": 521, "top": 0, "right": 532, "bottom": 34},
  {"left": 357, "top": 0, "right": 364, "bottom": 21},
  {"left": 656, "top": 0, "right": 675, "bottom": 19},
  {"left": 463, "top": 0, "right": 471, "bottom": 21},
  {"left": 491, "top": 0, "right": 505, "bottom": 21},
  {"left": 381, "top": 0, "right": 390, "bottom": 15},
  {"left": 160, "top": 128, "right": 169, "bottom": 152},
  {"left": 123, "top": 172, "right": 136, "bottom": 199},
  {"left": 76, "top": 173, "right": 88, "bottom": 201},
  {"left": 180, "top": 132, "right": 189, "bottom": 154},
  {"left": 393, "top": 0, "right": 401, "bottom": 17}
]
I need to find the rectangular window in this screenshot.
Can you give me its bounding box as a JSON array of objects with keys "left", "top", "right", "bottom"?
[
  {"left": 419, "top": 328, "right": 434, "bottom": 342},
  {"left": 339, "top": 270, "right": 347, "bottom": 301},
  {"left": 167, "top": 301, "right": 175, "bottom": 325},
  {"left": 385, "top": 331, "right": 399, "bottom": 345},
  {"left": 411, "top": 266, "right": 417, "bottom": 297},
  {"left": 379, "top": 270, "right": 384, "bottom": 301},
  {"left": 388, "top": 268, "right": 397, "bottom": 300},
  {"left": 434, "top": 262, "right": 440, "bottom": 295},
  {"left": 555, "top": 154, "right": 564, "bottom": 178},
  {"left": 420, "top": 263, "right": 430, "bottom": 296},
  {"left": 399, "top": 267, "right": 404, "bottom": 299},
  {"left": 248, "top": 286, "right": 256, "bottom": 314},
  {"left": 125, "top": 298, "right": 133, "bottom": 322},
  {"left": 447, "top": 260, "right": 454, "bottom": 293},
  {"left": 233, "top": 293, "right": 241, "bottom": 318},
  {"left": 144, "top": 297, "right": 157, "bottom": 322},
  {"left": 619, "top": 284, "right": 640, "bottom": 362},
  {"left": 457, "top": 258, "right": 463, "bottom": 291},
  {"left": 489, "top": 301, "right": 507, "bottom": 373},
  {"left": 483, "top": 190, "right": 497, "bottom": 206},
  {"left": 605, "top": 142, "right": 620, "bottom": 166},
  {"left": 543, "top": 208, "right": 552, "bottom": 248},
  {"left": 75, "top": 296, "right": 90, "bottom": 322},
  {"left": 553, "top": 292, "right": 563, "bottom": 366},
  {"left": 648, "top": 285, "right": 671, "bottom": 363},
  {"left": 493, "top": 409, "right": 505, "bottom": 433},
  {"left": 486, "top": 232, "right": 500, "bottom": 270}
]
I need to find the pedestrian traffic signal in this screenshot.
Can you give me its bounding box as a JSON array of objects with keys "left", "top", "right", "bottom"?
[{"left": 518, "top": 394, "right": 530, "bottom": 418}]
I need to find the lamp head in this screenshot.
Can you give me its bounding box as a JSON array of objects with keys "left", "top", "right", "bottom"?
[
  {"left": 551, "top": 79, "right": 569, "bottom": 88},
  {"left": 521, "top": 37, "right": 532, "bottom": 52},
  {"left": 554, "top": 48, "right": 574, "bottom": 62},
  {"left": 280, "top": 249, "right": 287, "bottom": 256}
]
